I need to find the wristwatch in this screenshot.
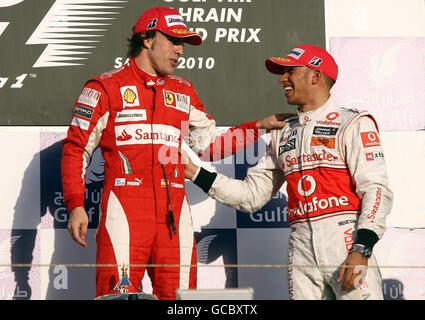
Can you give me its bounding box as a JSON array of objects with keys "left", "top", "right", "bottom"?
[{"left": 352, "top": 244, "right": 372, "bottom": 259}]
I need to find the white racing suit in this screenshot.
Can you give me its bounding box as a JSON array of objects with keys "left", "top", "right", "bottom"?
[{"left": 193, "top": 97, "right": 393, "bottom": 299}]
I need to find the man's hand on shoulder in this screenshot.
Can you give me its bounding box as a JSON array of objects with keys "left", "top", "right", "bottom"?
[{"left": 256, "top": 113, "right": 294, "bottom": 132}]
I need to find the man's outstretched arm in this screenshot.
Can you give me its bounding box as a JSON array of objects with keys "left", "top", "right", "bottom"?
[
  {"left": 183, "top": 144, "right": 286, "bottom": 213},
  {"left": 186, "top": 99, "right": 294, "bottom": 161}
]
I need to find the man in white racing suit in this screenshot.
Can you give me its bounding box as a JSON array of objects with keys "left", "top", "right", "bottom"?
[{"left": 184, "top": 44, "right": 393, "bottom": 300}]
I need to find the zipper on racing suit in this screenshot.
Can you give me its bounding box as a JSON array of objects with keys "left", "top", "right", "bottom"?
[
  {"left": 151, "top": 83, "right": 177, "bottom": 236},
  {"left": 160, "top": 162, "right": 177, "bottom": 236}
]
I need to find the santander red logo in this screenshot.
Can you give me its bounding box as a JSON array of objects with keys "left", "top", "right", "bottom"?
[{"left": 117, "top": 129, "right": 132, "bottom": 142}]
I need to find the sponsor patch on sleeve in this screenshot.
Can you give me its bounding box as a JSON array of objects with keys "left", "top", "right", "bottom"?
[
  {"left": 361, "top": 131, "right": 381, "bottom": 148},
  {"left": 366, "top": 152, "right": 385, "bottom": 161},
  {"left": 73, "top": 105, "right": 94, "bottom": 120},
  {"left": 77, "top": 88, "right": 101, "bottom": 108},
  {"left": 71, "top": 116, "right": 90, "bottom": 130}
]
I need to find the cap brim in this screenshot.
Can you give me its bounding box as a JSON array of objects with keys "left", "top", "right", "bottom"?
[
  {"left": 162, "top": 29, "right": 203, "bottom": 46},
  {"left": 265, "top": 57, "right": 303, "bottom": 74}
]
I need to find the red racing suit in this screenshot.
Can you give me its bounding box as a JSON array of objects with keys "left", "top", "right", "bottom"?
[
  {"left": 61, "top": 58, "right": 259, "bottom": 299},
  {"left": 194, "top": 97, "right": 393, "bottom": 299}
]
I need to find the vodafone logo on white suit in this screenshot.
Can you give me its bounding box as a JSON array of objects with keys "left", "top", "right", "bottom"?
[
  {"left": 297, "top": 175, "right": 316, "bottom": 197},
  {"left": 290, "top": 175, "right": 350, "bottom": 218}
]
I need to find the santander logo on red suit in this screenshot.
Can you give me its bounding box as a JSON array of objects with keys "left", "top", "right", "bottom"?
[{"left": 115, "top": 124, "right": 181, "bottom": 148}]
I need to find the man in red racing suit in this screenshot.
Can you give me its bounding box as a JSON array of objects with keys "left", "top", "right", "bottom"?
[
  {"left": 62, "top": 6, "right": 284, "bottom": 300},
  {"left": 185, "top": 45, "right": 394, "bottom": 299}
]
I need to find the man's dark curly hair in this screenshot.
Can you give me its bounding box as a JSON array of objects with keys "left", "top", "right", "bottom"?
[{"left": 127, "top": 30, "right": 157, "bottom": 58}]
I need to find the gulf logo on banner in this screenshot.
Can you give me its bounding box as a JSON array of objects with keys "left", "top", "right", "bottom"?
[{"left": 361, "top": 131, "right": 381, "bottom": 148}]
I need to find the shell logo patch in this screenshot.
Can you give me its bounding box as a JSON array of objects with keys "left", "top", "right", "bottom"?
[
  {"left": 124, "top": 88, "right": 136, "bottom": 103},
  {"left": 120, "top": 86, "right": 140, "bottom": 108}
]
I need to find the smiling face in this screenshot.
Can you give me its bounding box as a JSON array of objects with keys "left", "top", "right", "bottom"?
[
  {"left": 141, "top": 31, "right": 185, "bottom": 76},
  {"left": 279, "top": 66, "right": 314, "bottom": 106}
]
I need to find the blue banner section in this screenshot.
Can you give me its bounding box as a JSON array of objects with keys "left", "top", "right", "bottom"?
[
  {"left": 234, "top": 141, "right": 290, "bottom": 229},
  {"left": 236, "top": 192, "right": 289, "bottom": 229}
]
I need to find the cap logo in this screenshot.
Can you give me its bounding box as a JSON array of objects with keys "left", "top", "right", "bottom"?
[
  {"left": 273, "top": 57, "right": 292, "bottom": 63},
  {"left": 170, "top": 28, "right": 194, "bottom": 35},
  {"left": 165, "top": 14, "right": 186, "bottom": 27},
  {"left": 287, "top": 48, "right": 305, "bottom": 60},
  {"left": 146, "top": 18, "right": 158, "bottom": 29},
  {"left": 309, "top": 56, "right": 323, "bottom": 67}
]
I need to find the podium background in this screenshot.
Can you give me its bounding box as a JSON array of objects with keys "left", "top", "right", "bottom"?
[{"left": 0, "top": 0, "right": 424, "bottom": 299}]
